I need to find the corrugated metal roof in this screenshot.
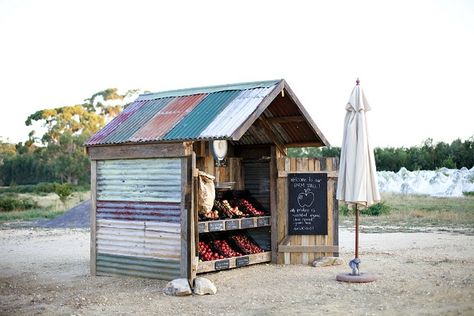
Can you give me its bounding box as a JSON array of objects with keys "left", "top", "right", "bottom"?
[
  {"left": 85, "top": 79, "right": 330, "bottom": 147},
  {"left": 130, "top": 94, "right": 206, "bottom": 142},
  {"left": 137, "top": 80, "right": 280, "bottom": 101},
  {"left": 199, "top": 87, "right": 274, "bottom": 138},
  {"left": 96, "top": 98, "right": 173, "bottom": 145},
  {"left": 163, "top": 90, "right": 241, "bottom": 140}
]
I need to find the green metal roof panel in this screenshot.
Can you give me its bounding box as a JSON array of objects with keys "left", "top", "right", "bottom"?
[
  {"left": 138, "top": 80, "right": 281, "bottom": 101},
  {"left": 163, "top": 90, "right": 241, "bottom": 140}
]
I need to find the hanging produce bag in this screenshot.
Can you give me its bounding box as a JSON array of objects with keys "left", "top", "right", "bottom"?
[{"left": 198, "top": 171, "right": 215, "bottom": 215}]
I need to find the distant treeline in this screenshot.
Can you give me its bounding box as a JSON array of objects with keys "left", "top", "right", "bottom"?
[{"left": 288, "top": 138, "right": 474, "bottom": 171}]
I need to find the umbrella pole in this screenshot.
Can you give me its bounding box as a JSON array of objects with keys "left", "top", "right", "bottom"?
[{"left": 355, "top": 204, "right": 359, "bottom": 258}]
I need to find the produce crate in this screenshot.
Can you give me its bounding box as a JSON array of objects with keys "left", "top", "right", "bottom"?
[{"left": 197, "top": 251, "right": 272, "bottom": 273}]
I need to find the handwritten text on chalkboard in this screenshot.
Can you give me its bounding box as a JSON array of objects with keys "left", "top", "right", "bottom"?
[{"left": 288, "top": 173, "right": 327, "bottom": 235}]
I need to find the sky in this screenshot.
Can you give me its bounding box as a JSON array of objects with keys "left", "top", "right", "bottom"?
[{"left": 0, "top": 0, "right": 473, "bottom": 148}]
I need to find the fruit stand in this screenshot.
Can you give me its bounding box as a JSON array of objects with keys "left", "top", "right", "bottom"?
[{"left": 85, "top": 79, "right": 339, "bottom": 282}]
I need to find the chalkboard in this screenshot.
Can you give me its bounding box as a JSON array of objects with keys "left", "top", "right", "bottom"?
[
  {"left": 214, "top": 259, "right": 230, "bottom": 270},
  {"left": 257, "top": 217, "right": 270, "bottom": 227},
  {"left": 287, "top": 173, "right": 327, "bottom": 235},
  {"left": 241, "top": 218, "right": 255, "bottom": 228},
  {"left": 225, "top": 220, "right": 239, "bottom": 230},
  {"left": 236, "top": 256, "right": 249, "bottom": 267},
  {"left": 208, "top": 221, "right": 224, "bottom": 232}
]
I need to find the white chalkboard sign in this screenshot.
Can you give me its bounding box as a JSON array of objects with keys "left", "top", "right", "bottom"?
[{"left": 287, "top": 173, "right": 327, "bottom": 235}]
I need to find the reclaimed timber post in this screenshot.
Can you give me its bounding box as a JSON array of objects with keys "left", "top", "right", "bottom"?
[
  {"left": 189, "top": 152, "right": 197, "bottom": 282},
  {"left": 90, "top": 160, "right": 97, "bottom": 276},
  {"left": 270, "top": 146, "right": 278, "bottom": 263},
  {"left": 181, "top": 154, "right": 195, "bottom": 282},
  {"left": 332, "top": 157, "right": 339, "bottom": 257}
]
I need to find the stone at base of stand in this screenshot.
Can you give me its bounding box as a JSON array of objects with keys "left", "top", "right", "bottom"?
[{"left": 336, "top": 272, "right": 378, "bottom": 283}]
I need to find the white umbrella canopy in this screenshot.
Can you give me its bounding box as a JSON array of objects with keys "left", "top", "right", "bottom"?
[
  {"left": 336, "top": 79, "right": 380, "bottom": 282},
  {"left": 336, "top": 81, "right": 380, "bottom": 207}
]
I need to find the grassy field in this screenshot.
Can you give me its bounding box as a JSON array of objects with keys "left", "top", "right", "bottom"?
[
  {"left": 340, "top": 193, "right": 474, "bottom": 234},
  {"left": 0, "top": 191, "right": 90, "bottom": 222}
]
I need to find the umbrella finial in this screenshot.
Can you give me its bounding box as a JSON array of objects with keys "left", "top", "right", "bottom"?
[{"left": 356, "top": 78, "right": 360, "bottom": 85}]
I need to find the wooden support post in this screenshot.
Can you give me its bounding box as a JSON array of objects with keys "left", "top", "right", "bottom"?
[
  {"left": 270, "top": 146, "right": 278, "bottom": 263},
  {"left": 90, "top": 160, "right": 97, "bottom": 276}
]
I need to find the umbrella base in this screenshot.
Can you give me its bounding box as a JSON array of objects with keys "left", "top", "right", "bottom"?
[{"left": 336, "top": 272, "right": 378, "bottom": 283}]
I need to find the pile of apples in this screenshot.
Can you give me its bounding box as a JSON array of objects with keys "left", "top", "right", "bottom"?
[
  {"left": 212, "top": 239, "right": 242, "bottom": 258},
  {"left": 236, "top": 199, "right": 265, "bottom": 216},
  {"left": 199, "top": 208, "right": 219, "bottom": 220},
  {"left": 231, "top": 234, "right": 263, "bottom": 254},
  {"left": 213, "top": 200, "right": 246, "bottom": 218},
  {"left": 198, "top": 241, "right": 223, "bottom": 261},
  {"left": 222, "top": 200, "right": 246, "bottom": 218}
]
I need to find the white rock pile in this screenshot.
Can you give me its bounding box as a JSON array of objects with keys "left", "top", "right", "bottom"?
[{"left": 377, "top": 167, "right": 474, "bottom": 197}]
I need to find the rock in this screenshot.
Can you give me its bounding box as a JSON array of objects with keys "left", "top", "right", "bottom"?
[
  {"left": 313, "top": 257, "right": 344, "bottom": 267},
  {"left": 193, "top": 277, "right": 217, "bottom": 295},
  {"left": 163, "top": 278, "right": 192, "bottom": 296}
]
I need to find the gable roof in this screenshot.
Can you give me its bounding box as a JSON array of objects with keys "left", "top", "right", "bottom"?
[{"left": 85, "top": 79, "right": 329, "bottom": 147}]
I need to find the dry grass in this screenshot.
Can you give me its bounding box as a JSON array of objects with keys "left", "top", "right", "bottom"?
[
  {"left": 17, "top": 191, "right": 90, "bottom": 211},
  {"left": 341, "top": 193, "right": 474, "bottom": 234},
  {"left": 0, "top": 191, "right": 90, "bottom": 222}
]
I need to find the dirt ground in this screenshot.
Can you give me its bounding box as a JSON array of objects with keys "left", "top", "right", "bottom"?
[{"left": 1, "top": 227, "right": 473, "bottom": 316}]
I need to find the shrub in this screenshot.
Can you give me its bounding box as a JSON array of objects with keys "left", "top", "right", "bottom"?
[
  {"left": 0, "top": 196, "right": 38, "bottom": 212},
  {"left": 362, "top": 201, "right": 391, "bottom": 216},
  {"left": 54, "top": 183, "right": 73, "bottom": 204},
  {"left": 338, "top": 201, "right": 390, "bottom": 216}
]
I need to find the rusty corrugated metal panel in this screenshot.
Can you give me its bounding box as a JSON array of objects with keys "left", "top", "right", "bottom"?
[
  {"left": 96, "top": 158, "right": 181, "bottom": 203},
  {"left": 199, "top": 86, "right": 275, "bottom": 138},
  {"left": 85, "top": 100, "right": 147, "bottom": 146},
  {"left": 97, "top": 201, "right": 180, "bottom": 222},
  {"left": 130, "top": 94, "right": 206, "bottom": 142},
  {"left": 95, "top": 158, "right": 183, "bottom": 280},
  {"left": 163, "top": 90, "right": 241, "bottom": 140},
  {"left": 85, "top": 80, "right": 285, "bottom": 146},
  {"left": 96, "top": 253, "right": 181, "bottom": 280},
  {"left": 96, "top": 219, "right": 181, "bottom": 259},
  {"left": 99, "top": 98, "right": 173, "bottom": 145},
  {"left": 96, "top": 218, "right": 181, "bottom": 280}
]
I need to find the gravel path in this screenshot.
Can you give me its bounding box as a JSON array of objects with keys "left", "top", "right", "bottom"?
[
  {"left": 1, "top": 227, "right": 473, "bottom": 315},
  {"left": 36, "top": 200, "right": 90, "bottom": 228}
]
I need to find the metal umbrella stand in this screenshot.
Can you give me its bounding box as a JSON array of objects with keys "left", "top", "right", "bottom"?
[{"left": 336, "top": 79, "right": 381, "bottom": 283}]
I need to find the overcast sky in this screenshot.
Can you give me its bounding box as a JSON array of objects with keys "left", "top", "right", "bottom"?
[{"left": 0, "top": 0, "right": 473, "bottom": 147}]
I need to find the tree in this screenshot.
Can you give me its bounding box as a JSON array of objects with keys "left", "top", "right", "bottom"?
[
  {"left": 13, "top": 88, "right": 142, "bottom": 185},
  {"left": 0, "top": 138, "right": 16, "bottom": 165},
  {"left": 25, "top": 105, "right": 105, "bottom": 145}
]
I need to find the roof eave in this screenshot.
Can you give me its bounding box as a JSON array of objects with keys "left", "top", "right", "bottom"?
[{"left": 282, "top": 80, "right": 331, "bottom": 147}]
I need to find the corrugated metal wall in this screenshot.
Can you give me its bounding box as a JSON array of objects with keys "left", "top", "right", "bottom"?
[
  {"left": 243, "top": 160, "right": 270, "bottom": 211},
  {"left": 95, "top": 158, "right": 182, "bottom": 280}
]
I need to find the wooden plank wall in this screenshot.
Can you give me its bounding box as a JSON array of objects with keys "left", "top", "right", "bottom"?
[{"left": 276, "top": 157, "right": 339, "bottom": 265}]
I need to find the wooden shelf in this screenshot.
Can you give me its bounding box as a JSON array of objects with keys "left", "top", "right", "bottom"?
[
  {"left": 198, "top": 216, "right": 271, "bottom": 233},
  {"left": 197, "top": 251, "right": 271, "bottom": 273}
]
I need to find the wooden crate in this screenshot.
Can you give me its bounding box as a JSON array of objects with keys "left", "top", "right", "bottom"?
[{"left": 197, "top": 252, "right": 271, "bottom": 273}]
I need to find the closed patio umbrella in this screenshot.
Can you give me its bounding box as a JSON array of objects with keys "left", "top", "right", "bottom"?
[{"left": 336, "top": 78, "right": 381, "bottom": 283}]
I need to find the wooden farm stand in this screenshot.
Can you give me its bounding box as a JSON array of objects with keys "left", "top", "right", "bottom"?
[{"left": 85, "top": 79, "right": 339, "bottom": 283}]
